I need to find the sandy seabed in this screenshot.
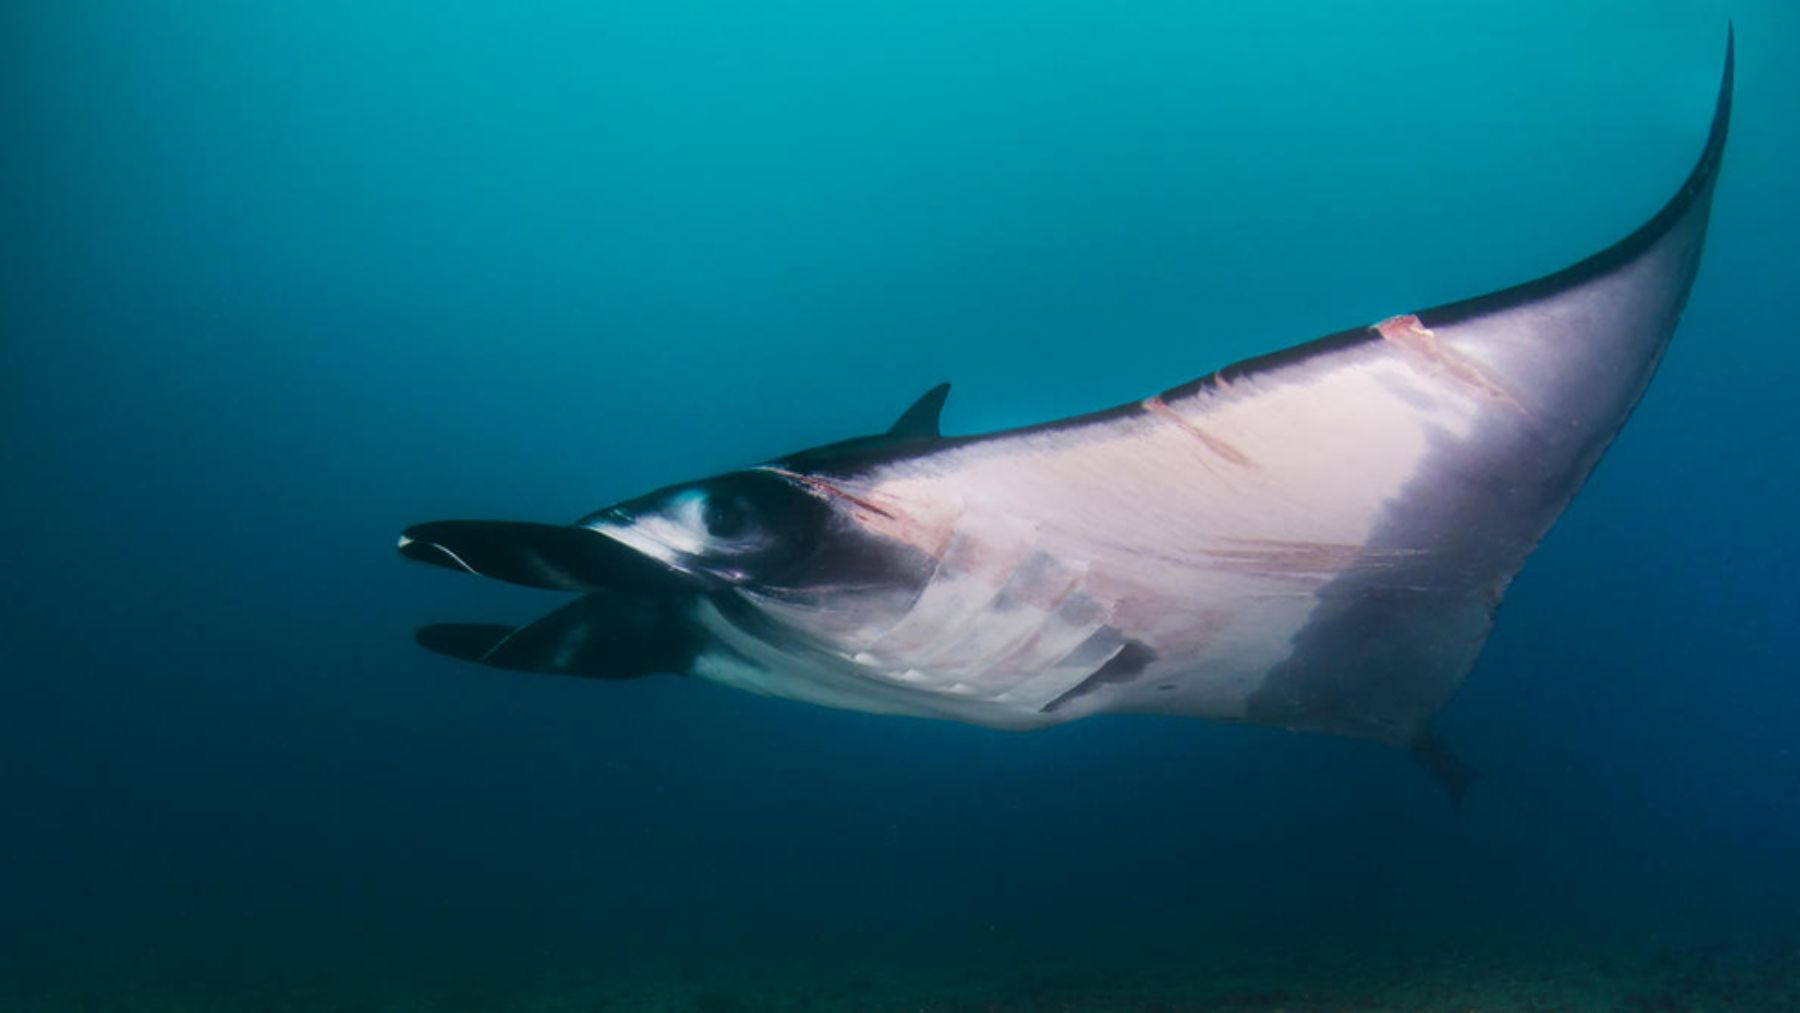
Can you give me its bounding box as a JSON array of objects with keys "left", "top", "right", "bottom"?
[{"left": 8, "top": 939, "right": 1800, "bottom": 1013}]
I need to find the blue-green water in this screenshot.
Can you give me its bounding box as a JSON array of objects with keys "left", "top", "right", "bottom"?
[{"left": 4, "top": 2, "right": 1798, "bottom": 1009}]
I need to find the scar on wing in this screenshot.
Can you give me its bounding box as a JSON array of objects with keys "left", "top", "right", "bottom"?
[
  {"left": 1202, "top": 537, "right": 1424, "bottom": 579},
  {"left": 1141, "top": 395, "right": 1255, "bottom": 468},
  {"left": 1375, "top": 314, "right": 1525, "bottom": 412}
]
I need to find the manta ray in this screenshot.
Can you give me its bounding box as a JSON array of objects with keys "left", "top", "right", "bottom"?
[{"left": 399, "top": 35, "right": 1732, "bottom": 792}]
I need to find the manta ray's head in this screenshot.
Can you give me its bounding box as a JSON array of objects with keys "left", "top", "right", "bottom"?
[
  {"left": 402, "top": 383, "right": 954, "bottom": 598},
  {"left": 399, "top": 384, "right": 952, "bottom": 678},
  {"left": 397, "top": 463, "right": 932, "bottom": 680}
]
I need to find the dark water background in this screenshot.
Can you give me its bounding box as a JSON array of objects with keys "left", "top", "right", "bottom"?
[{"left": 4, "top": 1, "right": 1797, "bottom": 1006}]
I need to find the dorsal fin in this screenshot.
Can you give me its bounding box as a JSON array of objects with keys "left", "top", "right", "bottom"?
[{"left": 888, "top": 382, "right": 951, "bottom": 438}]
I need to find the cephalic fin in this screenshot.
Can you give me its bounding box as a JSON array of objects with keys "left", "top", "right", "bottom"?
[
  {"left": 398, "top": 520, "right": 695, "bottom": 592},
  {"left": 416, "top": 592, "right": 701, "bottom": 679}
]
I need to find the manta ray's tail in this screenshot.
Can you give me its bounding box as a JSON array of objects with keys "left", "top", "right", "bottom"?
[{"left": 1411, "top": 728, "right": 1524, "bottom": 814}]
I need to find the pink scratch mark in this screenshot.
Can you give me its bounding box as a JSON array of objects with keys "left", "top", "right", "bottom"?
[
  {"left": 1142, "top": 395, "right": 1255, "bottom": 468},
  {"left": 1374, "top": 314, "right": 1524, "bottom": 412}
]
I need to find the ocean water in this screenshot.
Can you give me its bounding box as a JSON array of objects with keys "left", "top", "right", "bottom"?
[{"left": 4, "top": 1, "right": 1798, "bottom": 1010}]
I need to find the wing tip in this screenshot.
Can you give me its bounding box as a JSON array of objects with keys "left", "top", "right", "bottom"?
[{"left": 1420, "top": 27, "right": 1733, "bottom": 330}]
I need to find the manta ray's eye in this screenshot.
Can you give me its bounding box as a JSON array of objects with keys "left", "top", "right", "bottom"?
[
  {"left": 666, "top": 476, "right": 780, "bottom": 549},
  {"left": 702, "top": 495, "right": 749, "bottom": 538},
  {"left": 690, "top": 470, "right": 830, "bottom": 562}
]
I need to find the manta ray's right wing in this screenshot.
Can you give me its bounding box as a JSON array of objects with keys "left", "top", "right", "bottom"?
[
  {"left": 827, "top": 32, "right": 1732, "bottom": 742},
  {"left": 1204, "top": 32, "right": 1733, "bottom": 740}
]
